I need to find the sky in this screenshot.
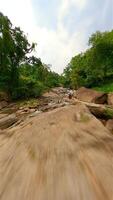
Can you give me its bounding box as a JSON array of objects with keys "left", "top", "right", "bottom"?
[{"left": 0, "top": 0, "right": 113, "bottom": 73}]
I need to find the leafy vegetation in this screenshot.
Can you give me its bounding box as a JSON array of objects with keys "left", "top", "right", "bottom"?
[
  {"left": 63, "top": 30, "right": 113, "bottom": 90},
  {"left": 0, "top": 13, "right": 61, "bottom": 100},
  {"left": 103, "top": 108, "right": 113, "bottom": 119},
  {"left": 94, "top": 82, "right": 113, "bottom": 93}
]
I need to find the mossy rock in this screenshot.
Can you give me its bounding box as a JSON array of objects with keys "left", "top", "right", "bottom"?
[{"left": 103, "top": 108, "right": 113, "bottom": 119}]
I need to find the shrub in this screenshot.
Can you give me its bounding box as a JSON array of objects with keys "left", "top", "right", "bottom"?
[{"left": 12, "top": 77, "right": 45, "bottom": 100}]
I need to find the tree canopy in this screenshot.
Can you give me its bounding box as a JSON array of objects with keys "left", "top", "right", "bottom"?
[
  {"left": 63, "top": 30, "right": 113, "bottom": 89},
  {"left": 0, "top": 12, "right": 61, "bottom": 99}
]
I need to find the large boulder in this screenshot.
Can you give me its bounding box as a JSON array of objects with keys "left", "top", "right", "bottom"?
[
  {"left": 0, "top": 104, "right": 113, "bottom": 199},
  {"left": 76, "top": 87, "right": 107, "bottom": 104},
  {"left": 73, "top": 99, "right": 113, "bottom": 120}
]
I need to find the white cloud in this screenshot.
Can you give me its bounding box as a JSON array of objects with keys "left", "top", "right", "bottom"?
[
  {"left": 58, "top": 0, "right": 87, "bottom": 20},
  {"left": 72, "top": 0, "right": 88, "bottom": 10},
  {"left": 0, "top": 0, "right": 36, "bottom": 30},
  {"left": 31, "top": 27, "right": 87, "bottom": 73},
  {"left": 34, "top": 0, "right": 88, "bottom": 73},
  {"left": 1, "top": 0, "right": 110, "bottom": 74},
  {"left": 0, "top": 0, "right": 88, "bottom": 73},
  {"left": 37, "top": 0, "right": 88, "bottom": 73}
]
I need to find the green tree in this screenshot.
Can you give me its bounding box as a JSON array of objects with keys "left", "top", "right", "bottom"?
[
  {"left": 89, "top": 31, "right": 113, "bottom": 80},
  {"left": 63, "top": 30, "right": 113, "bottom": 89},
  {"left": 0, "top": 12, "right": 35, "bottom": 96}
]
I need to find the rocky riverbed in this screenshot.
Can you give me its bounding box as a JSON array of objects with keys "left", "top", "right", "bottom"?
[{"left": 1, "top": 87, "right": 113, "bottom": 132}]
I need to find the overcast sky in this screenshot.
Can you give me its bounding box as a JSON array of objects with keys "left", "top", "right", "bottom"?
[{"left": 0, "top": 0, "right": 113, "bottom": 73}]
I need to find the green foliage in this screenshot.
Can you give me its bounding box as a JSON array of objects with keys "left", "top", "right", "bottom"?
[
  {"left": 24, "top": 62, "right": 60, "bottom": 88},
  {"left": 0, "top": 13, "right": 61, "bottom": 100},
  {"left": 61, "top": 65, "right": 72, "bottom": 88},
  {"left": 0, "top": 12, "right": 35, "bottom": 96},
  {"left": 12, "top": 76, "right": 45, "bottom": 100},
  {"left": 16, "top": 99, "right": 39, "bottom": 108},
  {"left": 45, "top": 71, "right": 60, "bottom": 88},
  {"left": 63, "top": 30, "right": 113, "bottom": 89},
  {"left": 103, "top": 108, "right": 113, "bottom": 119},
  {"left": 94, "top": 82, "right": 113, "bottom": 93},
  {"left": 18, "top": 60, "right": 61, "bottom": 99}
]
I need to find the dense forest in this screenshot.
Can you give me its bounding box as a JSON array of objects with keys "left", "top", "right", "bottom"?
[
  {"left": 63, "top": 30, "right": 113, "bottom": 92},
  {"left": 0, "top": 12, "right": 61, "bottom": 100}
]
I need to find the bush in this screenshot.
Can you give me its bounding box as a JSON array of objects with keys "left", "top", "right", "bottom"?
[
  {"left": 30, "top": 81, "right": 45, "bottom": 98},
  {"left": 11, "top": 77, "right": 45, "bottom": 100}
]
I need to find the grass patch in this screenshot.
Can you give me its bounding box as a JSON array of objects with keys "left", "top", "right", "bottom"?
[
  {"left": 16, "top": 98, "right": 39, "bottom": 108},
  {"left": 94, "top": 82, "right": 113, "bottom": 93}
]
